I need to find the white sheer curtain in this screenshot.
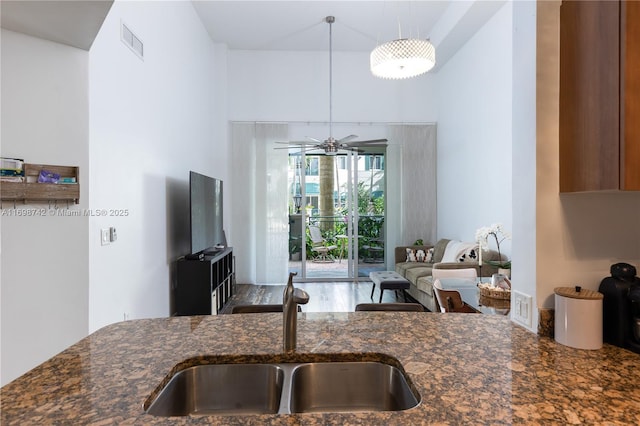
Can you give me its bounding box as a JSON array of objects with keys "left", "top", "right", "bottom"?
[
  {"left": 230, "top": 122, "right": 289, "bottom": 285},
  {"left": 384, "top": 124, "right": 437, "bottom": 268}
]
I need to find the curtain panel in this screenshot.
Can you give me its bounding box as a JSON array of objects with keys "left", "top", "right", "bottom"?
[{"left": 231, "top": 122, "right": 289, "bottom": 284}]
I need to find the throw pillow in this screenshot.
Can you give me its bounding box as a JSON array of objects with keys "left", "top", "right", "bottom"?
[
  {"left": 406, "top": 248, "right": 417, "bottom": 262},
  {"left": 457, "top": 245, "right": 479, "bottom": 263},
  {"left": 405, "top": 248, "right": 429, "bottom": 263},
  {"left": 425, "top": 247, "right": 434, "bottom": 263}
]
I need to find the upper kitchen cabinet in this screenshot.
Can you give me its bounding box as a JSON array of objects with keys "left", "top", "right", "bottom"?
[{"left": 559, "top": 0, "right": 640, "bottom": 192}]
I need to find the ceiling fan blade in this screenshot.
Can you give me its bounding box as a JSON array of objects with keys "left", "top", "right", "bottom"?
[
  {"left": 275, "top": 140, "right": 317, "bottom": 146},
  {"left": 345, "top": 139, "right": 388, "bottom": 147},
  {"left": 306, "top": 136, "right": 322, "bottom": 143},
  {"left": 341, "top": 146, "right": 364, "bottom": 152},
  {"left": 337, "top": 134, "right": 358, "bottom": 143}
]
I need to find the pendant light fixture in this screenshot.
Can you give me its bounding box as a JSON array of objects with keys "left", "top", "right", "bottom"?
[
  {"left": 370, "top": 38, "right": 435, "bottom": 79},
  {"left": 370, "top": 4, "right": 436, "bottom": 79}
]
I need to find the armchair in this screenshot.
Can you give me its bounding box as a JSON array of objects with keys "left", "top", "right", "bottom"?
[{"left": 308, "top": 225, "right": 338, "bottom": 263}]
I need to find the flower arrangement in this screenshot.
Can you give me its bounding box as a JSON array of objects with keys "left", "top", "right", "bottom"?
[{"left": 475, "top": 223, "right": 511, "bottom": 269}]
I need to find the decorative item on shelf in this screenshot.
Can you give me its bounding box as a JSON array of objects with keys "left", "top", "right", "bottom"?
[
  {"left": 475, "top": 223, "right": 511, "bottom": 276},
  {"left": 1, "top": 157, "right": 24, "bottom": 178},
  {"left": 38, "top": 169, "right": 60, "bottom": 183},
  {"left": 414, "top": 238, "right": 423, "bottom": 245}
]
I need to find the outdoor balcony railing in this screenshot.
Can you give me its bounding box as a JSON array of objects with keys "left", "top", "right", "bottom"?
[{"left": 289, "top": 214, "right": 384, "bottom": 263}]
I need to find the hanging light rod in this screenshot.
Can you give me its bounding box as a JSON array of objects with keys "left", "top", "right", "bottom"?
[{"left": 273, "top": 15, "right": 388, "bottom": 154}]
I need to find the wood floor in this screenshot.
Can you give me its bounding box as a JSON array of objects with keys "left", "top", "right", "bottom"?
[{"left": 220, "top": 282, "right": 407, "bottom": 314}]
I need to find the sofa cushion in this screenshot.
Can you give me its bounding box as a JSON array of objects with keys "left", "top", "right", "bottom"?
[
  {"left": 396, "top": 262, "right": 433, "bottom": 277},
  {"left": 415, "top": 276, "right": 435, "bottom": 295},
  {"left": 415, "top": 276, "right": 440, "bottom": 312},
  {"left": 432, "top": 239, "right": 450, "bottom": 263},
  {"left": 405, "top": 266, "right": 433, "bottom": 284}
]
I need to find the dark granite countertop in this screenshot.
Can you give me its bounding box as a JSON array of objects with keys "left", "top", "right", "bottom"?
[{"left": 2, "top": 312, "right": 640, "bottom": 425}]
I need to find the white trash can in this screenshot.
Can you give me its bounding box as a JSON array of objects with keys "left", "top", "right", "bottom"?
[{"left": 554, "top": 286, "right": 603, "bottom": 350}]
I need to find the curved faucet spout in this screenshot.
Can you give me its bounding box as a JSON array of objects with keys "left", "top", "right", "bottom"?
[{"left": 283, "top": 272, "right": 309, "bottom": 352}]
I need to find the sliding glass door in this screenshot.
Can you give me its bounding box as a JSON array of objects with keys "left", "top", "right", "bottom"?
[{"left": 287, "top": 148, "right": 386, "bottom": 280}]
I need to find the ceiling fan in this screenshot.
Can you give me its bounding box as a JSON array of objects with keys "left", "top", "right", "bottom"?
[{"left": 275, "top": 16, "right": 388, "bottom": 156}]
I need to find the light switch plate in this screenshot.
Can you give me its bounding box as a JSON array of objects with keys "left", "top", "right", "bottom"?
[
  {"left": 110, "top": 227, "right": 117, "bottom": 242},
  {"left": 513, "top": 290, "right": 532, "bottom": 327},
  {"left": 101, "top": 229, "right": 110, "bottom": 246}
]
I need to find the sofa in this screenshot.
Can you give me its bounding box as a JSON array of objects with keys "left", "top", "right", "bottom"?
[{"left": 395, "top": 238, "right": 505, "bottom": 312}]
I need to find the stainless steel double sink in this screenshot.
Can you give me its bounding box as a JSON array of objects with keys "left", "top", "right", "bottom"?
[{"left": 145, "top": 360, "right": 420, "bottom": 416}]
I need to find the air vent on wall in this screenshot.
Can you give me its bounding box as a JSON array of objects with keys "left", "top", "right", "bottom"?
[{"left": 121, "top": 22, "right": 143, "bottom": 60}]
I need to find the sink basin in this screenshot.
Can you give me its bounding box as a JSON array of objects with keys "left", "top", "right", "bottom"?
[
  {"left": 145, "top": 364, "right": 284, "bottom": 416},
  {"left": 146, "top": 359, "right": 420, "bottom": 416},
  {"left": 289, "top": 362, "right": 419, "bottom": 413}
]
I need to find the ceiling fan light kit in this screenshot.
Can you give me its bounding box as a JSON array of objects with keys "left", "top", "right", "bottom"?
[{"left": 370, "top": 38, "right": 436, "bottom": 79}]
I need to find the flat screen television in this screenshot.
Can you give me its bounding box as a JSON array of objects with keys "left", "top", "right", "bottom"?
[{"left": 189, "top": 171, "right": 224, "bottom": 256}]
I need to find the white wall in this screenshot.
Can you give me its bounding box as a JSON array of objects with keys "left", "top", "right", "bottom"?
[
  {"left": 228, "top": 50, "right": 437, "bottom": 123},
  {"left": 511, "top": 0, "right": 537, "bottom": 330},
  {"left": 435, "top": 2, "right": 513, "bottom": 249},
  {"left": 1, "top": 29, "right": 90, "bottom": 385},
  {"left": 88, "top": 1, "right": 222, "bottom": 331}
]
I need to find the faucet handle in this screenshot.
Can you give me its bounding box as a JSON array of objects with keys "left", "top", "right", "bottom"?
[{"left": 292, "top": 288, "right": 309, "bottom": 305}]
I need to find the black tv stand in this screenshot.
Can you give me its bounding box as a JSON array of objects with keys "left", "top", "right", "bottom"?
[
  {"left": 175, "top": 247, "right": 234, "bottom": 315},
  {"left": 203, "top": 246, "right": 225, "bottom": 256},
  {"left": 185, "top": 252, "right": 205, "bottom": 261}
]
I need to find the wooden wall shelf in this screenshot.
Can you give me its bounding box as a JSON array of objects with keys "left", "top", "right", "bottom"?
[{"left": 1, "top": 163, "right": 79, "bottom": 205}]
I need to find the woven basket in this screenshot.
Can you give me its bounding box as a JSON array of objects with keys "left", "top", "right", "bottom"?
[
  {"left": 478, "top": 284, "right": 511, "bottom": 300},
  {"left": 479, "top": 295, "right": 511, "bottom": 309}
]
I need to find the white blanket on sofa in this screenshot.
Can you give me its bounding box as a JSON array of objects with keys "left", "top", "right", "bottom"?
[{"left": 440, "top": 240, "right": 479, "bottom": 263}]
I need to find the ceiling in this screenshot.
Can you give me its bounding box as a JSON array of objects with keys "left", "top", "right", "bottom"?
[
  {"left": 192, "top": 1, "right": 506, "bottom": 68},
  {"left": 192, "top": 0, "right": 450, "bottom": 51},
  {"left": 0, "top": 0, "right": 113, "bottom": 51},
  {"left": 1, "top": 0, "right": 505, "bottom": 69}
]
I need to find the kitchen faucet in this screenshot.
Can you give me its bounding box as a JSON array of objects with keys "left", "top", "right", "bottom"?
[{"left": 283, "top": 272, "right": 309, "bottom": 352}]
